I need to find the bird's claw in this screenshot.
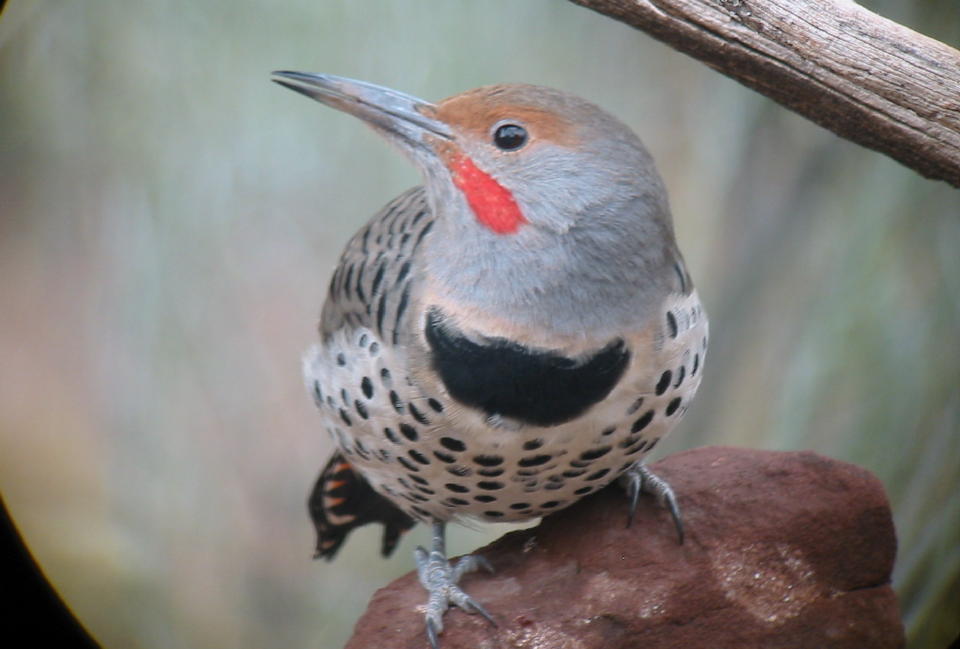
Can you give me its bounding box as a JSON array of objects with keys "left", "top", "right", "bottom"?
[
  {"left": 452, "top": 589, "right": 496, "bottom": 626},
  {"left": 426, "top": 616, "right": 440, "bottom": 649},
  {"left": 416, "top": 523, "right": 497, "bottom": 648},
  {"left": 621, "top": 463, "right": 684, "bottom": 544},
  {"left": 451, "top": 554, "right": 494, "bottom": 581}
]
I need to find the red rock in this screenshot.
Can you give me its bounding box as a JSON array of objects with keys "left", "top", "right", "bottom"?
[{"left": 345, "top": 446, "right": 904, "bottom": 648}]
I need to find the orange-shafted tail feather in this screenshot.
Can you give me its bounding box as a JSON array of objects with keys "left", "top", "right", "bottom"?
[{"left": 308, "top": 451, "right": 416, "bottom": 560}]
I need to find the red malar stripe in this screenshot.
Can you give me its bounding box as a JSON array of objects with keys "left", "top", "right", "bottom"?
[{"left": 450, "top": 154, "right": 527, "bottom": 235}]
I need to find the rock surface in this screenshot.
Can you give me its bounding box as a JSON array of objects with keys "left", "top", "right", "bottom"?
[{"left": 345, "top": 446, "right": 904, "bottom": 649}]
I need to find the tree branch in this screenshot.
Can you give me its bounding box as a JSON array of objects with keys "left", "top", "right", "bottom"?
[{"left": 570, "top": 0, "right": 960, "bottom": 187}]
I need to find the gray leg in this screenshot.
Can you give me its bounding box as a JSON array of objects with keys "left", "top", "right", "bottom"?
[
  {"left": 620, "top": 463, "right": 684, "bottom": 544},
  {"left": 414, "top": 521, "right": 496, "bottom": 649}
]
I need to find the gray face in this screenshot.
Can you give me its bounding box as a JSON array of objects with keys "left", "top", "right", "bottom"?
[
  {"left": 271, "top": 74, "right": 682, "bottom": 339},
  {"left": 418, "top": 84, "right": 681, "bottom": 339},
  {"left": 452, "top": 87, "right": 668, "bottom": 236}
]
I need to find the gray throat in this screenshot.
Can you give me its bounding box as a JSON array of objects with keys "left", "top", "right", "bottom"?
[{"left": 423, "top": 193, "right": 679, "bottom": 340}]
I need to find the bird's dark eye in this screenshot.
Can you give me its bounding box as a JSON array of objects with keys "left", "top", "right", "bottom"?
[{"left": 492, "top": 124, "right": 528, "bottom": 151}]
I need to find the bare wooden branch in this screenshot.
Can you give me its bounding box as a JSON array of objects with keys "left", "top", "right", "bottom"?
[{"left": 570, "top": 0, "right": 960, "bottom": 187}]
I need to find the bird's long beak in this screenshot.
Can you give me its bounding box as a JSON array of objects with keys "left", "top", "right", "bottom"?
[{"left": 271, "top": 71, "right": 453, "bottom": 150}]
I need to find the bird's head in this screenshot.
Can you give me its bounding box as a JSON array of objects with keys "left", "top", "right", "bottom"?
[
  {"left": 272, "top": 72, "right": 668, "bottom": 239},
  {"left": 273, "top": 72, "right": 680, "bottom": 337}
]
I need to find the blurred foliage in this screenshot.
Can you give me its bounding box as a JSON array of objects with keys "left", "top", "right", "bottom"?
[{"left": 0, "top": 1, "right": 957, "bottom": 648}]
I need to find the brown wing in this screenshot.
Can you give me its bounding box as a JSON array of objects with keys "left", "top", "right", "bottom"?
[{"left": 319, "top": 186, "right": 434, "bottom": 343}]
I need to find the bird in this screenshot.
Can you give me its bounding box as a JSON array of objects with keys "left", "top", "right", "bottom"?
[{"left": 271, "top": 71, "right": 708, "bottom": 648}]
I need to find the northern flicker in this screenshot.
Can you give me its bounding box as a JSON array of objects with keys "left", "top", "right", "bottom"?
[{"left": 272, "top": 72, "right": 708, "bottom": 647}]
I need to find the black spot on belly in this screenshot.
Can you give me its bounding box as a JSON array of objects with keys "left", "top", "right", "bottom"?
[
  {"left": 674, "top": 366, "right": 685, "bottom": 388},
  {"left": 399, "top": 423, "right": 419, "bottom": 442},
  {"left": 474, "top": 494, "right": 496, "bottom": 503},
  {"left": 626, "top": 397, "right": 644, "bottom": 415},
  {"left": 353, "top": 441, "right": 370, "bottom": 460},
  {"left": 424, "top": 308, "right": 631, "bottom": 427},
  {"left": 433, "top": 451, "right": 456, "bottom": 463},
  {"left": 360, "top": 376, "right": 374, "bottom": 399},
  {"left": 408, "top": 449, "right": 430, "bottom": 465},
  {"left": 354, "top": 400, "right": 368, "bottom": 420},
  {"left": 625, "top": 441, "right": 649, "bottom": 455},
  {"left": 439, "top": 437, "right": 466, "bottom": 452},
  {"left": 408, "top": 403, "right": 430, "bottom": 425},
  {"left": 473, "top": 455, "right": 504, "bottom": 466},
  {"left": 580, "top": 446, "right": 611, "bottom": 461},
  {"left": 655, "top": 370, "right": 672, "bottom": 396},
  {"left": 666, "top": 397, "right": 682, "bottom": 416},
  {"left": 518, "top": 454, "right": 552, "bottom": 468},
  {"left": 631, "top": 410, "right": 654, "bottom": 434}
]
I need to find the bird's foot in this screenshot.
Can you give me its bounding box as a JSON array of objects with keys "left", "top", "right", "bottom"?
[
  {"left": 415, "top": 522, "right": 496, "bottom": 649},
  {"left": 620, "top": 462, "right": 684, "bottom": 544}
]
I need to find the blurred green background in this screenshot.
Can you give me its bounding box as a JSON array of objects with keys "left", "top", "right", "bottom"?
[{"left": 0, "top": 1, "right": 957, "bottom": 647}]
